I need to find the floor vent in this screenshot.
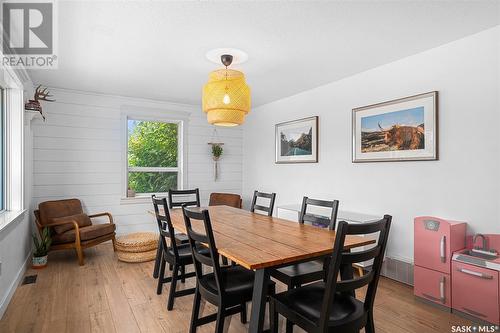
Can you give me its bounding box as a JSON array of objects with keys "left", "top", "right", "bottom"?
[{"left": 22, "top": 275, "right": 37, "bottom": 285}]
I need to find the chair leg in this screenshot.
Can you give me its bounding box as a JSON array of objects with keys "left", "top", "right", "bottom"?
[
  {"left": 221, "top": 256, "right": 228, "bottom": 266},
  {"left": 76, "top": 246, "right": 84, "bottom": 266},
  {"left": 284, "top": 281, "right": 294, "bottom": 333},
  {"left": 111, "top": 235, "right": 117, "bottom": 252},
  {"left": 365, "top": 310, "right": 375, "bottom": 333},
  {"left": 156, "top": 257, "right": 166, "bottom": 295},
  {"left": 180, "top": 265, "right": 186, "bottom": 283},
  {"left": 215, "top": 308, "right": 226, "bottom": 333},
  {"left": 269, "top": 300, "right": 278, "bottom": 333},
  {"left": 153, "top": 238, "right": 162, "bottom": 278},
  {"left": 240, "top": 303, "right": 247, "bottom": 324},
  {"left": 190, "top": 288, "right": 201, "bottom": 333},
  {"left": 167, "top": 264, "right": 179, "bottom": 311}
]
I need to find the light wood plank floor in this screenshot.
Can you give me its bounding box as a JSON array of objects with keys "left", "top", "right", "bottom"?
[{"left": 0, "top": 243, "right": 471, "bottom": 333}]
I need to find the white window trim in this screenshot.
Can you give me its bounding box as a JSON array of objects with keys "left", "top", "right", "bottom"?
[
  {"left": 120, "top": 106, "right": 189, "bottom": 203},
  {"left": 0, "top": 63, "right": 27, "bottom": 232}
]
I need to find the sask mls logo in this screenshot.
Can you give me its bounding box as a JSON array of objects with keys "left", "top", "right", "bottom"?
[{"left": 1, "top": 1, "right": 57, "bottom": 68}]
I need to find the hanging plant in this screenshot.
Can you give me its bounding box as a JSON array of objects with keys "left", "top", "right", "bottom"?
[{"left": 212, "top": 144, "right": 223, "bottom": 161}]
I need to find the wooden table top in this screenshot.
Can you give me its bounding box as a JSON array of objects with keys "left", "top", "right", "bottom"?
[{"left": 152, "top": 206, "right": 375, "bottom": 270}]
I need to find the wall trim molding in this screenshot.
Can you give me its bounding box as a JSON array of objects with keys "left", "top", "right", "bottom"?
[{"left": 0, "top": 252, "right": 30, "bottom": 320}]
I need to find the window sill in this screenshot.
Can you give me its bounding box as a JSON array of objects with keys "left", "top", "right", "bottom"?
[
  {"left": 0, "top": 209, "right": 27, "bottom": 234},
  {"left": 120, "top": 196, "right": 155, "bottom": 205}
]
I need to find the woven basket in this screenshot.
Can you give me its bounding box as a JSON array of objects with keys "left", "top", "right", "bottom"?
[
  {"left": 117, "top": 249, "right": 157, "bottom": 263},
  {"left": 115, "top": 232, "right": 158, "bottom": 253}
]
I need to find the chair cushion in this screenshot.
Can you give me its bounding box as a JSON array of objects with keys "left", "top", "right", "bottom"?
[
  {"left": 209, "top": 193, "right": 242, "bottom": 208},
  {"left": 38, "top": 199, "right": 84, "bottom": 226},
  {"left": 51, "top": 213, "right": 92, "bottom": 234},
  {"left": 199, "top": 265, "right": 258, "bottom": 304},
  {"left": 52, "top": 223, "right": 116, "bottom": 244},
  {"left": 273, "top": 281, "right": 364, "bottom": 327},
  {"left": 168, "top": 243, "right": 195, "bottom": 260},
  {"left": 272, "top": 259, "right": 325, "bottom": 285}
]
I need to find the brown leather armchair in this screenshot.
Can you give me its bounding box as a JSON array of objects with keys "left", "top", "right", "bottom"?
[{"left": 34, "top": 198, "right": 116, "bottom": 266}]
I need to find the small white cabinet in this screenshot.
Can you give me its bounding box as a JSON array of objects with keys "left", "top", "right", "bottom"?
[{"left": 276, "top": 204, "right": 381, "bottom": 267}]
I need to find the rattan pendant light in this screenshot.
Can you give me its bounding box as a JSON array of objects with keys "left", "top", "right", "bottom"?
[{"left": 202, "top": 54, "right": 251, "bottom": 126}]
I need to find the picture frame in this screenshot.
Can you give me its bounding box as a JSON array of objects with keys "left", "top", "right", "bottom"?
[
  {"left": 352, "top": 91, "right": 438, "bottom": 163},
  {"left": 275, "top": 116, "right": 318, "bottom": 164}
]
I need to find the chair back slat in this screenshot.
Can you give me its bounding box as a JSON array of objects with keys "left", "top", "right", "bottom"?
[
  {"left": 345, "top": 221, "right": 386, "bottom": 235},
  {"left": 151, "top": 195, "right": 180, "bottom": 259},
  {"left": 335, "top": 271, "right": 374, "bottom": 292},
  {"left": 182, "top": 206, "right": 225, "bottom": 297},
  {"left": 302, "top": 214, "right": 332, "bottom": 227},
  {"left": 250, "top": 190, "right": 276, "bottom": 216},
  {"left": 341, "top": 247, "right": 381, "bottom": 264},
  {"left": 319, "top": 215, "right": 392, "bottom": 331},
  {"left": 299, "top": 196, "right": 339, "bottom": 230},
  {"left": 168, "top": 188, "right": 200, "bottom": 209}
]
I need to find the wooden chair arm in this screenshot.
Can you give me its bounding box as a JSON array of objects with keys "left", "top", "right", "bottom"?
[
  {"left": 88, "top": 212, "right": 114, "bottom": 224},
  {"left": 43, "top": 219, "right": 81, "bottom": 247}
]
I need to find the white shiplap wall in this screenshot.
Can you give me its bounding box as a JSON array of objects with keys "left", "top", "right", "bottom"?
[{"left": 32, "top": 88, "right": 243, "bottom": 234}]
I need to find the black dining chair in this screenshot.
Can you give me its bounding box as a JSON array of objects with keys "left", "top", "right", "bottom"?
[
  {"left": 168, "top": 188, "right": 201, "bottom": 208},
  {"left": 151, "top": 195, "right": 200, "bottom": 310},
  {"left": 152, "top": 189, "right": 200, "bottom": 279},
  {"left": 269, "top": 215, "right": 392, "bottom": 333},
  {"left": 271, "top": 196, "right": 339, "bottom": 333},
  {"left": 250, "top": 190, "right": 276, "bottom": 216},
  {"left": 182, "top": 206, "right": 276, "bottom": 333}
]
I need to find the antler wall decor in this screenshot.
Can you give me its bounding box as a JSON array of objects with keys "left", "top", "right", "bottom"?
[{"left": 24, "top": 85, "right": 56, "bottom": 121}]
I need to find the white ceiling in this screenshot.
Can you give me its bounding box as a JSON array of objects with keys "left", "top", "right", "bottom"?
[{"left": 28, "top": 1, "right": 500, "bottom": 107}]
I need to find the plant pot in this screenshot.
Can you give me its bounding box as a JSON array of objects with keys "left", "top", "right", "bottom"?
[{"left": 32, "top": 255, "right": 48, "bottom": 269}]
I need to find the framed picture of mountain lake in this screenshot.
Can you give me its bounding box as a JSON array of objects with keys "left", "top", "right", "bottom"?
[
  {"left": 276, "top": 116, "right": 318, "bottom": 163},
  {"left": 352, "top": 91, "right": 438, "bottom": 162}
]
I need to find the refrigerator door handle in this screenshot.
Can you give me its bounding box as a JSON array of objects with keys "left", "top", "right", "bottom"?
[
  {"left": 439, "top": 276, "right": 445, "bottom": 303},
  {"left": 440, "top": 236, "right": 446, "bottom": 263}
]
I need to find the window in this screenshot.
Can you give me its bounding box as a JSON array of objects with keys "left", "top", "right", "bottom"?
[
  {"left": 127, "top": 119, "right": 182, "bottom": 195},
  {"left": 0, "top": 89, "right": 4, "bottom": 211}
]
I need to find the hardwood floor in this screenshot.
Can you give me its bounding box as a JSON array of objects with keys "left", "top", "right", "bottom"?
[{"left": 0, "top": 243, "right": 470, "bottom": 333}]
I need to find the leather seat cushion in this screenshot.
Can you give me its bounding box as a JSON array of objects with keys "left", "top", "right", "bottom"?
[
  {"left": 168, "top": 243, "right": 195, "bottom": 259},
  {"left": 52, "top": 223, "right": 116, "bottom": 244},
  {"left": 274, "top": 281, "right": 364, "bottom": 326},
  {"left": 51, "top": 213, "right": 92, "bottom": 234},
  {"left": 209, "top": 193, "right": 242, "bottom": 208},
  {"left": 275, "top": 259, "right": 324, "bottom": 278},
  {"left": 199, "top": 265, "right": 258, "bottom": 302}
]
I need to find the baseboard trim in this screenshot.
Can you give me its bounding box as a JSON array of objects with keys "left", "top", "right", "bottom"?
[{"left": 0, "top": 253, "right": 31, "bottom": 320}]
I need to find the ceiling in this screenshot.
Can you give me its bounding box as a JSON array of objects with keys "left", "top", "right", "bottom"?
[{"left": 28, "top": 1, "right": 500, "bottom": 107}]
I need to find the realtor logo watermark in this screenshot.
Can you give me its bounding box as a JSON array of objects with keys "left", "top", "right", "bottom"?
[{"left": 1, "top": 0, "right": 57, "bottom": 68}]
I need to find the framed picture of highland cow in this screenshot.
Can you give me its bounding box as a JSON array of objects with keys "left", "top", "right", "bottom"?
[
  {"left": 276, "top": 116, "right": 318, "bottom": 163},
  {"left": 352, "top": 91, "right": 438, "bottom": 162}
]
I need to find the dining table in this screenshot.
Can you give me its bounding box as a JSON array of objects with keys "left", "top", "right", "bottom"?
[{"left": 150, "top": 205, "right": 376, "bottom": 333}]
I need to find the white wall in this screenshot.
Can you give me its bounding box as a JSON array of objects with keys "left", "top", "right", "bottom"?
[
  {"left": 0, "top": 77, "right": 34, "bottom": 318},
  {"left": 243, "top": 26, "right": 500, "bottom": 262},
  {"left": 32, "top": 89, "right": 243, "bottom": 235}
]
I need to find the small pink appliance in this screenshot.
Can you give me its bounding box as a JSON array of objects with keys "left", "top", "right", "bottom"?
[
  {"left": 414, "top": 216, "right": 467, "bottom": 309},
  {"left": 452, "top": 234, "right": 500, "bottom": 324}
]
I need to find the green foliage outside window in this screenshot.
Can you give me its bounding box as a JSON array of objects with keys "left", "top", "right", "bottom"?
[{"left": 128, "top": 120, "right": 179, "bottom": 193}]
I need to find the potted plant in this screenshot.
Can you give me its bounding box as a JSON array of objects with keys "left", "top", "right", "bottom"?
[{"left": 32, "top": 227, "right": 51, "bottom": 269}]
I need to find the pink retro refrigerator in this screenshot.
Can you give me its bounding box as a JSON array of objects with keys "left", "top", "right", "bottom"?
[{"left": 414, "top": 216, "right": 466, "bottom": 309}]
